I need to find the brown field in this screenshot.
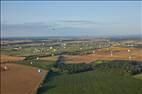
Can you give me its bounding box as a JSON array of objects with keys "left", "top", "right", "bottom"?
[
  {"left": 40, "top": 56, "right": 58, "bottom": 62},
  {"left": 0, "top": 55, "right": 25, "bottom": 63},
  {"left": 64, "top": 47, "right": 142, "bottom": 63},
  {"left": 41, "top": 47, "right": 142, "bottom": 64},
  {"left": 1, "top": 63, "right": 47, "bottom": 94}
]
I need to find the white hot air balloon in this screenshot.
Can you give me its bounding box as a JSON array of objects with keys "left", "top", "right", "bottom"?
[
  {"left": 4, "top": 66, "right": 8, "bottom": 70},
  {"left": 128, "top": 49, "right": 130, "bottom": 52},
  {"left": 50, "top": 46, "right": 53, "bottom": 49},
  {"left": 38, "top": 69, "right": 41, "bottom": 73},
  {"left": 36, "top": 57, "right": 39, "bottom": 60},
  {"left": 128, "top": 56, "right": 132, "bottom": 60},
  {"left": 110, "top": 51, "right": 113, "bottom": 56},
  {"left": 30, "top": 62, "right": 33, "bottom": 64}
]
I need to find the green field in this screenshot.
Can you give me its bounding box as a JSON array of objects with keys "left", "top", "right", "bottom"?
[
  {"left": 134, "top": 73, "right": 142, "bottom": 80},
  {"left": 15, "top": 59, "right": 56, "bottom": 70},
  {"left": 38, "top": 70, "right": 142, "bottom": 94},
  {"left": 37, "top": 61, "right": 142, "bottom": 94}
]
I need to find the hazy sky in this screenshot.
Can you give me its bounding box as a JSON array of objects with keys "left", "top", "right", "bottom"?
[{"left": 1, "top": 1, "right": 142, "bottom": 37}]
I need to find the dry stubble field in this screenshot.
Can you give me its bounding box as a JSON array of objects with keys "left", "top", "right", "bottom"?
[
  {"left": 0, "top": 55, "right": 47, "bottom": 94},
  {"left": 41, "top": 47, "right": 142, "bottom": 64}
]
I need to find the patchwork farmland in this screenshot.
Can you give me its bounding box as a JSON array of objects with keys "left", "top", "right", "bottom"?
[{"left": 1, "top": 37, "right": 142, "bottom": 94}]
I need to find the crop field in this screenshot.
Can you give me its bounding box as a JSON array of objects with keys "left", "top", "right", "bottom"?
[
  {"left": 1, "top": 63, "right": 47, "bottom": 94},
  {"left": 40, "top": 47, "right": 142, "bottom": 64},
  {"left": 0, "top": 55, "right": 25, "bottom": 63},
  {"left": 40, "top": 56, "right": 58, "bottom": 63}
]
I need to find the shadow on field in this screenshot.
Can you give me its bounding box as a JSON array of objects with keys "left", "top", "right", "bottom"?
[
  {"left": 37, "top": 71, "right": 61, "bottom": 94},
  {"left": 37, "top": 56, "right": 65, "bottom": 94},
  {"left": 37, "top": 84, "right": 56, "bottom": 94},
  {"left": 56, "top": 55, "right": 65, "bottom": 64}
]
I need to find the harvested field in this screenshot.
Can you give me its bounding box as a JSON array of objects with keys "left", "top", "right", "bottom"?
[
  {"left": 0, "top": 55, "right": 25, "bottom": 63},
  {"left": 64, "top": 48, "right": 142, "bottom": 63},
  {"left": 0, "top": 63, "right": 47, "bottom": 94},
  {"left": 40, "top": 56, "right": 58, "bottom": 62}
]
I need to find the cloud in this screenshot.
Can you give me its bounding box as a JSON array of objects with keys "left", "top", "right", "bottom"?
[
  {"left": 1, "top": 23, "right": 58, "bottom": 37},
  {"left": 61, "top": 20, "right": 97, "bottom": 25},
  {"left": 1, "top": 23, "right": 55, "bottom": 32},
  {"left": 1, "top": 20, "right": 98, "bottom": 33},
  {"left": 1, "top": 21, "right": 140, "bottom": 37},
  {"left": 57, "top": 20, "right": 99, "bottom": 28}
]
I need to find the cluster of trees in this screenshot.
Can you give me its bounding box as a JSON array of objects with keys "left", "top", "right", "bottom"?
[
  {"left": 24, "top": 54, "right": 54, "bottom": 60},
  {"left": 24, "top": 55, "right": 38, "bottom": 60},
  {"left": 94, "top": 60, "right": 142, "bottom": 75},
  {"left": 54, "top": 63, "right": 93, "bottom": 74},
  {"left": 53, "top": 60, "right": 142, "bottom": 75},
  {"left": 130, "top": 62, "right": 142, "bottom": 75}
]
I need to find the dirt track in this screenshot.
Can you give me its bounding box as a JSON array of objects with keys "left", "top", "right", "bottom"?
[{"left": 1, "top": 63, "right": 47, "bottom": 94}]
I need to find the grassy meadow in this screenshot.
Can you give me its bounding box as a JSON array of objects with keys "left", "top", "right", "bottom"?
[{"left": 37, "top": 61, "right": 142, "bottom": 94}]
